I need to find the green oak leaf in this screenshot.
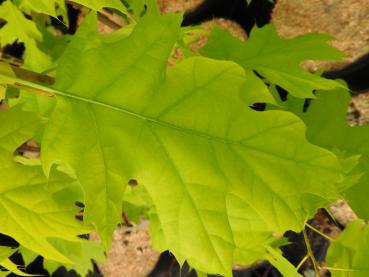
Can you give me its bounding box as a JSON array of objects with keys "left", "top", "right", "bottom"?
[
  {"left": 0, "top": 246, "right": 16, "bottom": 264},
  {"left": 0, "top": 63, "right": 14, "bottom": 101},
  {"left": 42, "top": 54, "right": 342, "bottom": 275},
  {"left": 41, "top": 12, "right": 182, "bottom": 249},
  {"left": 38, "top": 30, "right": 70, "bottom": 63},
  {"left": 0, "top": 0, "right": 52, "bottom": 72},
  {"left": 43, "top": 239, "right": 104, "bottom": 276},
  {"left": 0, "top": 162, "right": 92, "bottom": 264},
  {"left": 72, "top": 0, "right": 127, "bottom": 13},
  {"left": 0, "top": 1, "right": 41, "bottom": 45},
  {"left": 8, "top": 90, "right": 57, "bottom": 143},
  {"left": 326, "top": 220, "right": 369, "bottom": 277},
  {"left": 24, "top": 42, "right": 53, "bottom": 72},
  {"left": 266, "top": 246, "right": 302, "bottom": 277},
  {"left": 37, "top": 13, "right": 343, "bottom": 276},
  {"left": 125, "top": 0, "right": 160, "bottom": 17},
  {"left": 242, "top": 69, "right": 277, "bottom": 105},
  {"left": 0, "top": 246, "right": 31, "bottom": 276},
  {"left": 9, "top": 91, "right": 56, "bottom": 119},
  {"left": 0, "top": 260, "right": 31, "bottom": 276},
  {"left": 0, "top": 105, "right": 41, "bottom": 163},
  {"left": 0, "top": 106, "right": 91, "bottom": 264},
  {"left": 123, "top": 185, "right": 152, "bottom": 223},
  {"left": 18, "top": 0, "right": 127, "bottom": 16},
  {"left": 284, "top": 89, "right": 369, "bottom": 219},
  {"left": 20, "top": 239, "right": 104, "bottom": 277},
  {"left": 201, "top": 26, "right": 345, "bottom": 98},
  {"left": 18, "top": 0, "right": 67, "bottom": 18}
]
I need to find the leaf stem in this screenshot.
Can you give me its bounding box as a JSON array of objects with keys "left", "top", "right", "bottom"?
[{"left": 296, "top": 254, "right": 309, "bottom": 271}]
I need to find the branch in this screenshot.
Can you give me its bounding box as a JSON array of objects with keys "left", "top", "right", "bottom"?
[{"left": 11, "top": 66, "right": 54, "bottom": 85}]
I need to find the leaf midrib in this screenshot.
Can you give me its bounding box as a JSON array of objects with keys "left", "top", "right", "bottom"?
[{"left": 37, "top": 84, "right": 248, "bottom": 145}]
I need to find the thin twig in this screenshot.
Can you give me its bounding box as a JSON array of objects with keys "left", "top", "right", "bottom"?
[
  {"left": 12, "top": 66, "right": 54, "bottom": 85},
  {"left": 323, "top": 266, "right": 358, "bottom": 272},
  {"left": 10, "top": 84, "right": 54, "bottom": 97},
  {"left": 305, "top": 223, "right": 335, "bottom": 241},
  {"left": 0, "top": 55, "right": 23, "bottom": 67},
  {"left": 303, "top": 224, "right": 320, "bottom": 277},
  {"left": 66, "top": 0, "right": 130, "bottom": 29}
]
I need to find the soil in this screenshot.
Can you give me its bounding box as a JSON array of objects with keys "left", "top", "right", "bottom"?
[
  {"left": 90, "top": 222, "right": 160, "bottom": 277},
  {"left": 349, "top": 92, "right": 369, "bottom": 125},
  {"left": 273, "top": 0, "right": 369, "bottom": 72}
]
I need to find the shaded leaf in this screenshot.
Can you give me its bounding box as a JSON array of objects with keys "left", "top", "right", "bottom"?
[
  {"left": 284, "top": 89, "right": 369, "bottom": 219},
  {"left": 266, "top": 246, "right": 302, "bottom": 277},
  {"left": 327, "top": 220, "right": 369, "bottom": 277},
  {"left": 18, "top": 0, "right": 66, "bottom": 18},
  {"left": 201, "top": 26, "right": 345, "bottom": 98}
]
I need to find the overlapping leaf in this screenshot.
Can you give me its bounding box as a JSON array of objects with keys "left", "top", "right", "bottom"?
[
  {"left": 38, "top": 11, "right": 344, "bottom": 276},
  {"left": 0, "top": 246, "right": 30, "bottom": 276},
  {"left": 42, "top": 12, "right": 182, "bottom": 249},
  {"left": 72, "top": 0, "right": 127, "bottom": 13},
  {"left": 0, "top": 165, "right": 92, "bottom": 263},
  {"left": 0, "top": 105, "right": 41, "bottom": 163},
  {"left": 0, "top": 0, "right": 52, "bottom": 71},
  {"left": 0, "top": 1, "right": 41, "bottom": 46},
  {"left": 18, "top": 0, "right": 66, "bottom": 18},
  {"left": 201, "top": 26, "right": 345, "bottom": 98},
  {"left": 284, "top": 89, "right": 369, "bottom": 219},
  {"left": 0, "top": 63, "right": 15, "bottom": 101},
  {"left": 20, "top": 238, "right": 104, "bottom": 276},
  {"left": 0, "top": 0, "right": 126, "bottom": 72},
  {"left": 125, "top": 0, "right": 160, "bottom": 17},
  {"left": 44, "top": 239, "right": 104, "bottom": 276},
  {"left": 14, "top": 0, "right": 126, "bottom": 19},
  {"left": 0, "top": 106, "right": 91, "bottom": 264},
  {"left": 326, "top": 220, "right": 369, "bottom": 277}
]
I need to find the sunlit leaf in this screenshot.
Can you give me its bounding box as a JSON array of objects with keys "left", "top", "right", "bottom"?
[
  {"left": 0, "top": 0, "right": 52, "bottom": 71},
  {"left": 39, "top": 13, "right": 343, "bottom": 276}
]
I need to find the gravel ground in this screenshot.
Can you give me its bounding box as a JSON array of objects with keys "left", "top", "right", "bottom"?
[
  {"left": 91, "top": 223, "right": 159, "bottom": 277},
  {"left": 349, "top": 92, "right": 369, "bottom": 125},
  {"left": 273, "top": 0, "right": 369, "bottom": 72}
]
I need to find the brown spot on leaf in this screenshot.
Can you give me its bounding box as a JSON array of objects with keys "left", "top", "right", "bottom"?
[{"left": 128, "top": 179, "right": 138, "bottom": 187}]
